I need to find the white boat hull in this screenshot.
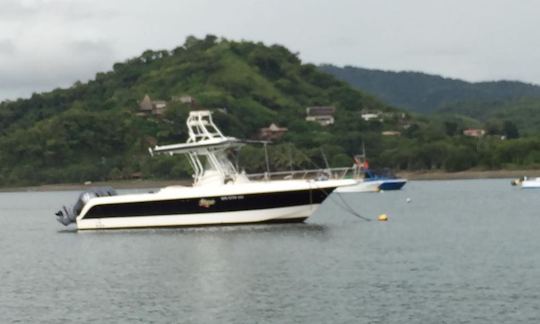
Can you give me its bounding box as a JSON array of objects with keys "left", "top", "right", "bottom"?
[
  {"left": 72, "top": 179, "right": 356, "bottom": 230},
  {"left": 522, "top": 178, "right": 540, "bottom": 189},
  {"left": 334, "top": 180, "right": 383, "bottom": 193},
  {"left": 77, "top": 204, "right": 317, "bottom": 230}
]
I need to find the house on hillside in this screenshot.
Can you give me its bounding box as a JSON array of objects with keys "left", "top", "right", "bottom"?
[
  {"left": 306, "top": 106, "right": 336, "bottom": 126},
  {"left": 381, "top": 130, "right": 401, "bottom": 136},
  {"left": 171, "top": 95, "right": 197, "bottom": 107},
  {"left": 258, "top": 123, "right": 288, "bottom": 141},
  {"left": 138, "top": 94, "right": 153, "bottom": 114},
  {"left": 463, "top": 128, "right": 486, "bottom": 137},
  {"left": 138, "top": 94, "right": 168, "bottom": 116},
  {"left": 361, "top": 112, "right": 382, "bottom": 122},
  {"left": 152, "top": 100, "right": 167, "bottom": 116}
]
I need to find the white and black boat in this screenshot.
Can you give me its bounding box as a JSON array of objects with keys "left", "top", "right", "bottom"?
[{"left": 56, "top": 110, "right": 356, "bottom": 230}]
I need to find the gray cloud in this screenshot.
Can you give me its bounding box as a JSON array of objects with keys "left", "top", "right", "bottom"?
[
  {"left": 0, "top": 38, "right": 115, "bottom": 90},
  {"left": 0, "top": 1, "right": 118, "bottom": 99},
  {"left": 0, "top": 1, "right": 39, "bottom": 19},
  {"left": 0, "top": 39, "right": 16, "bottom": 55},
  {"left": 1, "top": 0, "right": 540, "bottom": 101},
  {"left": 0, "top": 0, "right": 116, "bottom": 21}
]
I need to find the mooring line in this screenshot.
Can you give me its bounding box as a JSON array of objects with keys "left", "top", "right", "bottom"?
[{"left": 313, "top": 181, "right": 371, "bottom": 222}]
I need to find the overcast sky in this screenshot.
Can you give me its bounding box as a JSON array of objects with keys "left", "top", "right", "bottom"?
[{"left": 1, "top": 0, "right": 539, "bottom": 101}]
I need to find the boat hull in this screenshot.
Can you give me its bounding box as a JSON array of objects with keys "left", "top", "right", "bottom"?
[
  {"left": 378, "top": 179, "right": 407, "bottom": 191},
  {"left": 77, "top": 204, "right": 315, "bottom": 230},
  {"left": 334, "top": 180, "right": 383, "bottom": 193},
  {"left": 74, "top": 179, "right": 354, "bottom": 230},
  {"left": 522, "top": 180, "right": 540, "bottom": 189}
]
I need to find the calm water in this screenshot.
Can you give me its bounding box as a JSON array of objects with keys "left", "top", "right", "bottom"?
[{"left": 1, "top": 180, "right": 539, "bottom": 323}]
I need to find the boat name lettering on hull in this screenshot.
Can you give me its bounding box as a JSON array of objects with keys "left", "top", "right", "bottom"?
[{"left": 198, "top": 198, "right": 216, "bottom": 208}]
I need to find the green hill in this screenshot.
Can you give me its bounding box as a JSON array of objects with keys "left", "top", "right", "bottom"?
[
  {"left": 1, "top": 36, "right": 539, "bottom": 187},
  {"left": 320, "top": 65, "right": 540, "bottom": 113},
  {"left": 436, "top": 98, "right": 540, "bottom": 135},
  {"left": 0, "top": 36, "right": 398, "bottom": 186}
]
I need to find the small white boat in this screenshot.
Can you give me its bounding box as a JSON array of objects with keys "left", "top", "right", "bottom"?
[
  {"left": 55, "top": 111, "right": 356, "bottom": 230},
  {"left": 336, "top": 149, "right": 407, "bottom": 192},
  {"left": 521, "top": 177, "right": 540, "bottom": 189},
  {"left": 362, "top": 168, "right": 407, "bottom": 191}
]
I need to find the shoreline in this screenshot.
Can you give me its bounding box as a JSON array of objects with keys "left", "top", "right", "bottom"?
[
  {"left": 0, "top": 179, "right": 191, "bottom": 193},
  {"left": 397, "top": 169, "right": 540, "bottom": 181},
  {"left": 1, "top": 169, "right": 539, "bottom": 192}
]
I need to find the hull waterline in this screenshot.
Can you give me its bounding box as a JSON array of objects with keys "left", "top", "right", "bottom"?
[{"left": 77, "top": 205, "right": 315, "bottom": 230}]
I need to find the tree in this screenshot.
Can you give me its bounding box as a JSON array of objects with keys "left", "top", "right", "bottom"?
[
  {"left": 503, "top": 120, "right": 519, "bottom": 139},
  {"left": 444, "top": 121, "right": 458, "bottom": 136}
]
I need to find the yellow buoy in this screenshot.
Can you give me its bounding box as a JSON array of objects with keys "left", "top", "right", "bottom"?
[{"left": 377, "top": 214, "right": 388, "bottom": 221}]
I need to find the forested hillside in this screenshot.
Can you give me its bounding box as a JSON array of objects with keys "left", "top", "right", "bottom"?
[
  {"left": 0, "top": 36, "right": 395, "bottom": 185},
  {"left": 320, "top": 65, "right": 540, "bottom": 112},
  {"left": 436, "top": 98, "right": 540, "bottom": 135},
  {"left": 0, "top": 36, "right": 539, "bottom": 186},
  {"left": 321, "top": 64, "right": 540, "bottom": 135}
]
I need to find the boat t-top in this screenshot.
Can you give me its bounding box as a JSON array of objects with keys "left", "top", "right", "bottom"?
[{"left": 55, "top": 110, "right": 356, "bottom": 230}]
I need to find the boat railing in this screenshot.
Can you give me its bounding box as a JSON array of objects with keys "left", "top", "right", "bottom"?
[{"left": 246, "top": 167, "right": 357, "bottom": 181}]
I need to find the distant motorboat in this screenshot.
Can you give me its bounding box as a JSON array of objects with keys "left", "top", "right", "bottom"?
[
  {"left": 332, "top": 164, "right": 407, "bottom": 193},
  {"left": 521, "top": 177, "right": 540, "bottom": 189},
  {"left": 363, "top": 168, "right": 407, "bottom": 191},
  {"left": 342, "top": 149, "right": 407, "bottom": 192}
]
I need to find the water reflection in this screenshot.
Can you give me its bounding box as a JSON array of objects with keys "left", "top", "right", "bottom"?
[{"left": 66, "top": 222, "right": 328, "bottom": 236}]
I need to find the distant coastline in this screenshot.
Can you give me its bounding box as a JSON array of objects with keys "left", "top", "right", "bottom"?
[
  {"left": 0, "top": 179, "right": 191, "bottom": 193},
  {"left": 397, "top": 169, "right": 540, "bottom": 181},
  {"left": 1, "top": 169, "right": 539, "bottom": 193}
]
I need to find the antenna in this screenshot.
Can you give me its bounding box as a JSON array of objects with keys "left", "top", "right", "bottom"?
[
  {"left": 320, "top": 148, "right": 330, "bottom": 169},
  {"left": 263, "top": 142, "right": 271, "bottom": 179}
]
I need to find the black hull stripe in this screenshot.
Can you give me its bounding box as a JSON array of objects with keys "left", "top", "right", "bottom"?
[{"left": 84, "top": 187, "right": 337, "bottom": 219}]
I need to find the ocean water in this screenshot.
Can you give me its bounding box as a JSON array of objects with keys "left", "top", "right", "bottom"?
[{"left": 0, "top": 179, "right": 539, "bottom": 323}]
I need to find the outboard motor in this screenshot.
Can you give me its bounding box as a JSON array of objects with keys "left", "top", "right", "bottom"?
[{"left": 55, "top": 187, "right": 117, "bottom": 226}]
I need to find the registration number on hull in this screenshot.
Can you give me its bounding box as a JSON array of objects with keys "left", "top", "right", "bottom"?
[{"left": 220, "top": 195, "right": 245, "bottom": 201}]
